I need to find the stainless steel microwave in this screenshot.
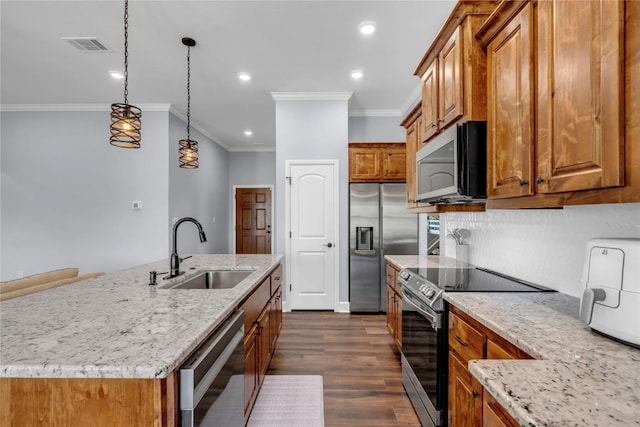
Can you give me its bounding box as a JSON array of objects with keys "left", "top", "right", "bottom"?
[{"left": 415, "top": 121, "right": 487, "bottom": 203}]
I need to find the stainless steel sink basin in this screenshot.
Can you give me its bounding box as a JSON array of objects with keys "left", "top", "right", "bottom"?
[{"left": 171, "top": 270, "right": 253, "bottom": 290}]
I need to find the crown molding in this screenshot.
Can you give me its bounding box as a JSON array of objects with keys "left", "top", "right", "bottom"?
[
  {"left": 271, "top": 92, "right": 352, "bottom": 101},
  {"left": 349, "top": 109, "right": 402, "bottom": 118},
  {"left": 168, "top": 107, "right": 231, "bottom": 151},
  {"left": 0, "top": 103, "right": 171, "bottom": 112}
]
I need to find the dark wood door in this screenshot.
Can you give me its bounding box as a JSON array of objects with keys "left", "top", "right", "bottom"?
[{"left": 235, "top": 188, "right": 271, "bottom": 254}]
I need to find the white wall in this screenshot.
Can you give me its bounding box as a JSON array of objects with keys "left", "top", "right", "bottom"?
[
  {"left": 274, "top": 98, "right": 349, "bottom": 306},
  {"left": 441, "top": 203, "right": 640, "bottom": 297},
  {"left": 168, "top": 113, "right": 230, "bottom": 256},
  {"left": 1, "top": 111, "right": 170, "bottom": 280},
  {"left": 348, "top": 116, "right": 405, "bottom": 142},
  {"left": 228, "top": 151, "right": 276, "bottom": 250}
]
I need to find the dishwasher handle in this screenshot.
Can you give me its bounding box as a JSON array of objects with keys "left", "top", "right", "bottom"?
[{"left": 179, "top": 310, "right": 244, "bottom": 410}]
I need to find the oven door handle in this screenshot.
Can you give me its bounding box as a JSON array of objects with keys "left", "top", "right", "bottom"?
[{"left": 401, "top": 287, "right": 441, "bottom": 330}]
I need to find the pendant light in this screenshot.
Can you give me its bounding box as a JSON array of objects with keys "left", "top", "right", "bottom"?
[
  {"left": 110, "top": 0, "right": 141, "bottom": 148},
  {"left": 179, "top": 37, "right": 199, "bottom": 169}
]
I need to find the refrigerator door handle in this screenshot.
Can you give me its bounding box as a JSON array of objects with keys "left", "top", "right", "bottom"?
[{"left": 354, "top": 249, "right": 375, "bottom": 255}]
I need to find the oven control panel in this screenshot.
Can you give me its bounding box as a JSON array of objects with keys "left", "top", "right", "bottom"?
[{"left": 398, "top": 269, "right": 444, "bottom": 311}]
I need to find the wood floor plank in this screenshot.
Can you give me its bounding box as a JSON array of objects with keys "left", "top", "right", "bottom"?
[{"left": 267, "top": 312, "right": 421, "bottom": 427}]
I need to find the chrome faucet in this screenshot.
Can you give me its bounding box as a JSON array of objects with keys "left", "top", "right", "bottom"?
[{"left": 169, "top": 217, "right": 207, "bottom": 278}]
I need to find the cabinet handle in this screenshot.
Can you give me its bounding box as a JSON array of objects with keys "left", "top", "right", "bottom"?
[
  {"left": 535, "top": 177, "right": 544, "bottom": 184},
  {"left": 519, "top": 179, "right": 528, "bottom": 187},
  {"left": 274, "top": 276, "right": 281, "bottom": 280},
  {"left": 437, "top": 119, "right": 445, "bottom": 123},
  {"left": 429, "top": 123, "right": 437, "bottom": 129},
  {"left": 472, "top": 390, "right": 479, "bottom": 398},
  {"left": 454, "top": 335, "right": 468, "bottom": 347}
]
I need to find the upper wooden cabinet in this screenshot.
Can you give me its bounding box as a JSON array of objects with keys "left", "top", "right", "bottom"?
[
  {"left": 349, "top": 143, "right": 406, "bottom": 182},
  {"left": 536, "top": 0, "right": 624, "bottom": 194},
  {"left": 485, "top": 2, "right": 535, "bottom": 199},
  {"left": 479, "top": 0, "right": 637, "bottom": 208},
  {"left": 415, "top": 1, "right": 497, "bottom": 144}
]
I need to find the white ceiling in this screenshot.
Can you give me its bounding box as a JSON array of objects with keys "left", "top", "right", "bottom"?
[{"left": 1, "top": 0, "right": 456, "bottom": 151}]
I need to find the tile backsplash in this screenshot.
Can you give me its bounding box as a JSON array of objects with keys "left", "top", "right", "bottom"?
[{"left": 440, "top": 203, "right": 640, "bottom": 297}]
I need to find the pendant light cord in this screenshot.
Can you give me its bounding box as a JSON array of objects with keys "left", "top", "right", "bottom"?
[
  {"left": 186, "top": 45, "right": 191, "bottom": 141},
  {"left": 123, "top": 0, "right": 129, "bottom": 105}
]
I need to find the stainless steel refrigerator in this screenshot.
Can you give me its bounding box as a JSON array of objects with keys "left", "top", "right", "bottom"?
[{"left": 349, "top": 183, "right": 418, "bottom": 312}]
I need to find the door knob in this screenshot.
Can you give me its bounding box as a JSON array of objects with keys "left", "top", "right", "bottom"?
[{"left": 323, "top": 243, "right": 333, "bottom": 248}]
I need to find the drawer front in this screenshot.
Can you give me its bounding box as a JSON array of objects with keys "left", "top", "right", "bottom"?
[
  {"left": 270, "top": 264, "right": 282, "bottom": 295},
  {"left": 449, "top": 312, "right": 485, "bottom": 363}
]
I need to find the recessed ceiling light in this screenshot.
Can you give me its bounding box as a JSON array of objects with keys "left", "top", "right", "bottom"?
[
  {"left": 359, "top": 21, "right": 376, "bottom": 35},
  {"left": 109, "top": 71, "right": 124, "bottom": 79},
  {"left": 244, "top": 130, "right": 253, "bottom": 136},
  {"left": 238, "top": 72, "right": 251, "bottom": 81},
  {"left": 351, "top": 70, "right": 364, "bottom": 80}
]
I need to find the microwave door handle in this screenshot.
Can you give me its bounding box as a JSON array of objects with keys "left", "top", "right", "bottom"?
[{"left": 401, "top": 287, "right": 441, "bottom": 330}]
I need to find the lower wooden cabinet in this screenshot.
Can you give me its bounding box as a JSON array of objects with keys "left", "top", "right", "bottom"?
[
  {"left": 385, "top": 263, "right": 402, "bottom": 352},
  {"left": 448, "top": 305, "right": 530, "bottom": 427},
  {"left": 240, "top": 264, "right": 283, "bottom": 416},
  {"left": 483, "top": 389, "right": 520, "bottom": 427}
]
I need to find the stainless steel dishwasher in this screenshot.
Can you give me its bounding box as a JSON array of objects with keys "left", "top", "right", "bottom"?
[{"left": 179, "top": 310, "right": 245, "bottom": 427}]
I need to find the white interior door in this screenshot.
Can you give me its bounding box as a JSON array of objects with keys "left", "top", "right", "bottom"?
[{"left": 288, "top": 161, "right": 338, "bottom": 310}]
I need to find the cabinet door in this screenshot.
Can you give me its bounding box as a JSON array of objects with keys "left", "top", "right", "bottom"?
[
  {"left": 405, "top": 118, "right": 419, "bottom": 207},
  {"left": 483, "top": 389, "right": 520, "bottom": 427},
  {"left": 448, "top": 352, "right": 483, "bottom": 427},
  {"left": 386, "top": 285, "right": 394, "bottom": 335},
  {"left": 487, "top": 3, "right": 534, "bottom": 199},
  {"left": 257, "top": 307, "right": 271, "bottom": 380},
  {"left": 393, "top": 290, "right": 402, "bottom": 351},
  {"left": 439, "top": 26, "right": 463, "bottom": 128},
  {"left": 421, "top": 59, "right": 439, "bottom": 142},
  {"left": 536, "top": 0, "right": 624, "bottom": 193},
  {"left": 381, "top": 146, "right": 406, "bottom": 181},
  {"left": 244, "top": 326, "right": 259, "bottom": 414},
  {"left": 349, "top": 147, "right": 381, "bottom": 181}
]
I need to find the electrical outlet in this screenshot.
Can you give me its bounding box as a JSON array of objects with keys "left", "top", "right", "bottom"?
[{"left": 212, "top": 217, "right": 216, "bottom": 224}]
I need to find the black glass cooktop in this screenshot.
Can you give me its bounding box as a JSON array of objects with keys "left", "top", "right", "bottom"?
[{"left": 406, "top": 267, "right": 555, "bottom": 292}]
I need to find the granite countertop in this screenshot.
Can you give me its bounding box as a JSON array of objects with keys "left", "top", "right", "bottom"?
[
  {"left": 0, "top": 254, "right": 283, "bottom": 380},
  {"left": 384, "top": 255, "right": 640, "bottom": 427}
]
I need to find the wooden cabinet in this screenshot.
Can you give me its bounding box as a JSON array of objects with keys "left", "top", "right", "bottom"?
[
  {"left": 239, "top": 263, "right": 283, "bottom": 416},
  {"left": 414, "top": 2, "right": 495, "bottom": 144},
  {"left": 483, "top": 389, "right": 520, "bottom": 427},
  {"left": 349, "top": 143, "right": 406, "bottom": 182},
  {"left": 485, "top": 2, "right": 535, "bottom": 199},
  {"left": 448, "top": 305, "right": 531, "bottom": 427},
  {"left": 479, "top": 0, "right": 637, "bottom": 209},
  {"left": 385, "top": 263, "right": 402, "bottom": 352}
]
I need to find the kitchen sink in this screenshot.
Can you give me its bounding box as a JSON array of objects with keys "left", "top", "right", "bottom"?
[{"left": 171, "top": 270, "right": 253, "bottom": 290}]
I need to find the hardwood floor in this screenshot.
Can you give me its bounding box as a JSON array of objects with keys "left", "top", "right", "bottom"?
[{"left": 266, "top": 311, "right": 421, "bottom": 426}]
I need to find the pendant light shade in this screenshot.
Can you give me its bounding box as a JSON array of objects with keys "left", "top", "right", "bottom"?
[
  {"left": 110, "top": 0, "right": 141, "bottom": 148},
  {"left": 179, "top": 37, "right": 199, "bottom": 169}
]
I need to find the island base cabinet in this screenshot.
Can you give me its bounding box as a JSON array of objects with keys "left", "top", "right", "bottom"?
[
  {"left": 448, "top": 352, "right": 483, "bottom": 427},
  {"left": 483, "top": 389, "right": 520, "bottom": 427},
  {"left": 0, "top": 374, "right": 177, "bottom": 427}
]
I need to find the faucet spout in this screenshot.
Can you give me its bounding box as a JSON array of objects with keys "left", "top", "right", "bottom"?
[{"left": 169, "top": 217, "right": 207, "bottom": 278}]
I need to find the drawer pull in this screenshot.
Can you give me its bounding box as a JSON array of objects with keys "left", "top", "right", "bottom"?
[
  {"left": 273, "top": 276, "right": 281, "bottom": 280},
  {"left": 472, "top": 390, "right": 479, "bottom": 398},
  {"left": 454, "top": 335, "right": 468, "bottom": 347}
]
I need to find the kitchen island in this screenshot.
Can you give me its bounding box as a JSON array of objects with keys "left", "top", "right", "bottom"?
[
  {"left": 0, "top": 254, "right": 283, "bottom": 425},
  {"left": 386, "top": 255, "right": 640, "bottom": 427}
]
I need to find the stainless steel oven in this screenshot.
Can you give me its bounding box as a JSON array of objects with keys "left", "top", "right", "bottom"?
[
  {"left": 398, "top": 266, "right": 555, "bottom": 427},
  {"left": 401, "top": 285, "right": 447, "bottom": 427},
  {"left": 179, "top": 310, "right": 245, "bottom": 427}
]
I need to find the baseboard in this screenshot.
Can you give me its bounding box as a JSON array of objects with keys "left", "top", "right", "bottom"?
[{"left": 335, "top": 301, "right": 350, "bottom": 313}]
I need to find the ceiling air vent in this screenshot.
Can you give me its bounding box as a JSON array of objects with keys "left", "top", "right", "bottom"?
[{"left": 61, "top": 37, "right": 111, "bottom": 52}]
